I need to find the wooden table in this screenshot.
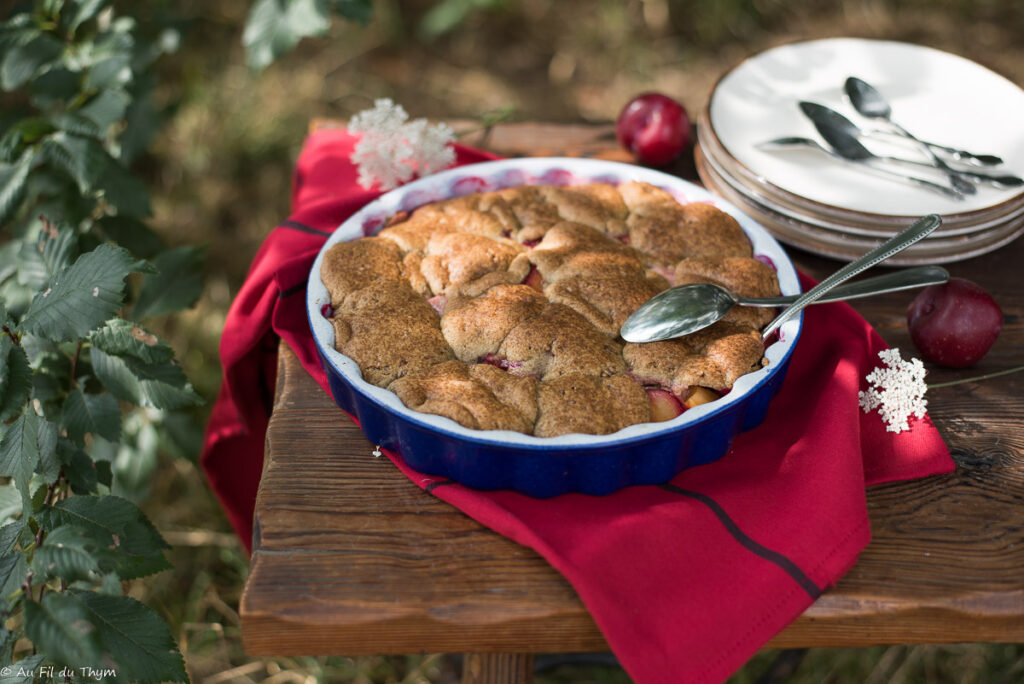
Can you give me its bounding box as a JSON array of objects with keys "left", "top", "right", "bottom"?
[{"left": 239, "top": 122, "right": 1024, "bottom": 682}]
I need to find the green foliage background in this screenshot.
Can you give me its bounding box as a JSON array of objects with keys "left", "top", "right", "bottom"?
[{"left": 2, "top": 0, "right": 1024, "bottom": 682}]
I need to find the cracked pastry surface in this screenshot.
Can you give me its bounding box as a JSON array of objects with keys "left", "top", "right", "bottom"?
[{"left": 320, "top": 181, "right": 780, "bottom": 437}]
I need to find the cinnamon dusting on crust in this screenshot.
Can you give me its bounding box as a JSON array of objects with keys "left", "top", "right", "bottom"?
[{"left": 320, "top": 181, "right": 780, "bottom": 436}]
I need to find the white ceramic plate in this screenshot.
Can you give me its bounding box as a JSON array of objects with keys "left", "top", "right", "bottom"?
[
  {"left": 697, "top": 109, "right": 1024, "bottom": 236},
  {"left": 697, "top": 144, "right": 1024, "bottom": 265},
  {"left": 708, "top": 38, "right": 1024, "bottom": 218}
]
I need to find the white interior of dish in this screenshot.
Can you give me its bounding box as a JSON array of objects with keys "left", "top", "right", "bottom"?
[
  {"left": 709, "top": 38, "right": 1024, "bottom": 218},
  {"left": 307, "top": 157, "right": 802, "bottom": 447}
]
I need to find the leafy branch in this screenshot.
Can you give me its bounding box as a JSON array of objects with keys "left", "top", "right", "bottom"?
[{"left": 1, "top": 1, "right": 202, "bottom": 681}]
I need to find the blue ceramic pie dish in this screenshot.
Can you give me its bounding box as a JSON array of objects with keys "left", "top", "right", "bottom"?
[{"left": 307, "top": 158, "right": 802, "bottom": 497}]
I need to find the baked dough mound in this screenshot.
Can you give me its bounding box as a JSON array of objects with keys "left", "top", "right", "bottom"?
[{"left": 320, "top": 181, "right": 781, "bottom": 437}]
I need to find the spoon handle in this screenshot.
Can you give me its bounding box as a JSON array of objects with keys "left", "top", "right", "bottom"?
[
  {"left": 874, "top": 154, "right": 1024, "bottom": 188},
  {"left": 761, "top": 214, "right": 942, "bottom": 340},
  {"left": 858, "top": 160, "right": 966, "bottom": 199},
  {"left": 868, "top": 129, "right": 1004, "bottom": 167},
  {"left": 887, "top": 121, "right": 978, "bottom": 195},
  {"left": 736, "top": 265, "right": 949, "bottom": 307}
]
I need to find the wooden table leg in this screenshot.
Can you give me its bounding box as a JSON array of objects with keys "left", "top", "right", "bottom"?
[{"left": 462, "top": 653, "right": 534, "bottom": 684}]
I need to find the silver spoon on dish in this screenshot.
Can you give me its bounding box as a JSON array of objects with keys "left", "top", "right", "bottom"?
[{"left": 621, "top": 216, "right": 944, "bottom": 344}]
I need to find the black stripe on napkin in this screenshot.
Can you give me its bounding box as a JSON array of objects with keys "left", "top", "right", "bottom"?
[
  {"left": 280, "top": 219, "right": 332, "bottom": 236},
  {"left": 659, "top": 483, "right": 823, "bottom": 599},
  {"left": 278, "top": 281, "right": 306, "bottom": 299},
  {"left": 425, "top": 479, "right": 458, "bottom": 493}
]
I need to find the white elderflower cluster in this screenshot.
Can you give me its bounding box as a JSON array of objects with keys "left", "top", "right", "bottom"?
[
  {"left": 349, "top": 99, "right": 456, "bottom": 191},
  {"left": 858, "top": 348, "right": 928, "bottom": 433}
]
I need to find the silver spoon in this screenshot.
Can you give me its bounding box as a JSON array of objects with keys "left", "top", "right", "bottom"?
[
  {"left": 621, "top": 264, "right": 948, "bottom": 343},
  {"left": 844, "top": 77, "right": 977, "bottom": 196},
  {"left": 758, "top": 136, "right": 965, "bottom": 199},
  {"left": 761, "top": 213, "right": 942, "bottom": 341},
  {"left": 797, "top": 100, "right": 1003, "bottom": 167},
  {"left": 801, "top": 103, "right": 1023, "bottom": 189}
]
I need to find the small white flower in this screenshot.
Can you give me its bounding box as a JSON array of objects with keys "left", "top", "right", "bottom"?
[
  {"left": 858, "top": 348, "right": 928, "bottom": 433},
  {"left": 349, "top": 99, "right": 456, "bottom": 191}
]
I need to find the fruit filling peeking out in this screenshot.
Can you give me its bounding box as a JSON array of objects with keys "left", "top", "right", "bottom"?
[{"left": 645, "top": 386, "right": 721, "bottom": 422}]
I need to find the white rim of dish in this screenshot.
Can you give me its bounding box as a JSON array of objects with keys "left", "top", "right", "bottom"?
[
  {"left": 705, "top": 38, "right": 1024, "bottom": 221},
  {"left": 307, "top": 157, "right": 802, "bottom": 449}
]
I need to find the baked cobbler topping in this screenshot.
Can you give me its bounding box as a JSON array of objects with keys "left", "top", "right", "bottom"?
[{"left": 320, "top": 181, "right": 780, "bottom": 436}]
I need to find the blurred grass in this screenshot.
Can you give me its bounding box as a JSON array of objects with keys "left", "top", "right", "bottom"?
[{"left": 132, "top": 1, "right": 1024, "bottom": 681}]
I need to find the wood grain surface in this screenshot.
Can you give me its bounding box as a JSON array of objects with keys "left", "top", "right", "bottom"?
[{"left": 240, "top": 122, "right": 1024, "bottom": 658}]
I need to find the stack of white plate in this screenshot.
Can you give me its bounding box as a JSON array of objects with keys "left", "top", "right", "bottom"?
[{"left": 696, "top": 38, "right": 1024, "bottom": 264}]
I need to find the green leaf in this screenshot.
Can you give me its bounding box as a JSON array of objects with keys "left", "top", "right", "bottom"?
[
  {"left": 0, "top": 410, "right": 40, "bottom": 514},
  {"left": 90, "top": 347, "right": 202, "bottom": 410},
  {"left": 118, "top": 94, "right": 159, "bottom": 165},
  {"left": 66, "top": 0, "right": 110, "bottom": 33},
  {"left": 32, "top": 524, "right": 102, "bottom": 582},
  {"left": 0, "top": 117, "right": 54, "bottom": 162},
  {"left": 23, "top": 591, "right": 104, "bottom": 668},
  {"left": 16, "top": 221, "right": 78, "bottom": 290},
  {"left": 0, "top": 148, "right": 35, "bottom": 226},
  {"left": 35, "top": 416, "right": 60, "bottom": 483},
  {"left": 95, "top": 151, "right": 152, "bottom": 217},
  {"left": 0, "top": 485, "right": 21, "bottom": 524},
  {"left": 0, "top": 654, "right": 45, "bottom": 684},
  {"left": 22, "top": 163, "right": 96, "bottom": 226},
  {"left": 133, "top": 245, "right": 205, "bottom": 319},
  {"left": 0, "top": 551, "right": 27, "bottom": 613},
  {"left": 38, "top": 495, "right": 170, "bottom": 580},
  {"left": 0, "top": 336, "right": 31, "bottom": 422},
  {"left": 89, "top": 318, "right": 173, "bottom": 364},
  {"left": 243, "top": 0, "right": 331, "bottom": 71},
  {"left": 94, "top": 215, "right": 164, "bottom": 259},
  {"left": 57, "top": 439, "right": 98, "bottom": 494},
  {"left": 85, "top": 54, "right": 132, "bottom": 91},
  {"left": 78, "top": 88, "right": 131, "bottom": 131},
  {"left": 19, "top": 243, "right": 136, "bottom": 342},
  {"left": 0, "top": 33, "right": 64, "bottom": 91},
  {"left": 71, "top": 591, "right": 188, "bottom": 684},
  {"left": 28, "top": 66, "right": 80, "bottom": 108},
  {"left": 38, "top": 131, "right": 105, "bottom": 194},
  {"left": 0, "top": 519, "right": 22, "bottom": 552},
  {"left": 0, "top": 522, "right": 28, "bottom": 609},
  {"left": 328, "top": 0, "right": 374, "bottom": 23},
  {"left": 112, "top": 418, "right": 157, "bottom": 501},
  {"left": 48, "top": 111, "right": 103, "bottom": 139},
  {"left": 61, "top": 388, "right": 121, "bottom": 445}
]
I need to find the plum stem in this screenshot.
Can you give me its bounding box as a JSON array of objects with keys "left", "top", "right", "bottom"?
[{"left": 929, "top": 364, "right": 1024, "bottom": 388}]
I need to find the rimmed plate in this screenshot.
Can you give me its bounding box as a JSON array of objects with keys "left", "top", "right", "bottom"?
[
  {"left": 697, "top": 144, "right": 1024, "bottom": 264},
  {"left": 307, "top": 158, "right": 802, "bottom": 497},
  {"left": 697, "top": 109, "right": 1024, "bottom": 237},
  {"left": 707, "top": 37, "right": 1024, "bottom": 221}
]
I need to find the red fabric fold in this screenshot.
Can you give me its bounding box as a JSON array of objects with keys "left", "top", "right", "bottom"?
[{"left": 201, "top": 128, "right": 954, "bottom": 683}]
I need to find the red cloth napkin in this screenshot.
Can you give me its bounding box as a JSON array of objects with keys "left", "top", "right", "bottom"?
[{"left": 201, "top": 129, "right": 954, "bottom": 684}]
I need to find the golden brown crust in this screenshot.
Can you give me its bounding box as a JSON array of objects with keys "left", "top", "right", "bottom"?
[
  {"left": 390, "top": 361, "right": 536, "bottom": 433},
  {"left": 420, "top": 232, "right": 530, "bottom": 297},
  {"left": 535, "top": 373, "right": 650, "bottom": 437},
  {"left": 320, "top": 181, "right": 780, "bottom": 436},
  {"left": 440, "top": 284, "right": 547, "bottom": 362},
  {"left": 321, "top": 237, "right": 404, "bottom": 303}
]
